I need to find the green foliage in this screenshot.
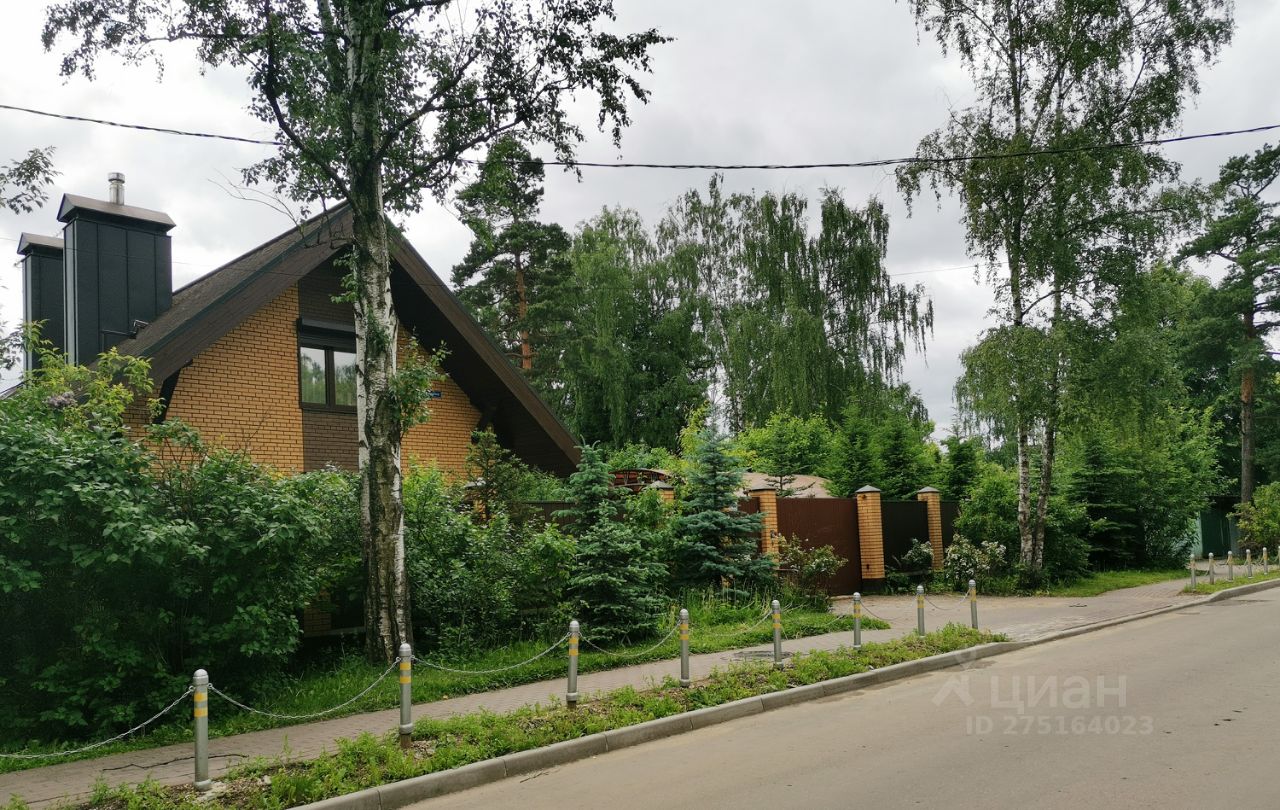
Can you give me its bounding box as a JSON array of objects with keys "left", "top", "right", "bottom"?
[
  {"left": 452, "top": 135, "right": 574, "bottom": 390},
  {"left": 0, "top": 348, "right": 334, "bottom": 740},
  {"left": 903, "top": 0, "right": 1233, "bottom": 571},
  {"left": 941, "top": 535, "right": 1011, "bottom": 591},
  {"left": 776, "top": 537, "right": 846, "bottom": 607},
  {"left": 735, "top": 412, "right": 834, "bottom": 494},
  {"left": 671, "top": 431, "right": 772, "bottom": 597},
  {"left": 557, "top": 208, "right": 710, "bottom": 450},
  {"left": 941, "top": 435, "right": 982, "bottom": 500},
  {"left": 1235, "top": 482, "right": 1280, "bottom": 554},
  {"left": 953, "top": 466, "right": 1088, "bottom": 585},
  {"left": 463, "top": 428, "right": 564, "bottom": 524},
  {"left": 1174, "top": 143, "right": 1280, "bottom": 504},
  {"left": 826, "top": 380, "right": 938, "bottom": 498},
  {"left": 1, "top": 146, "right": 57, "bottom": 214},
  {"left": 563, "top": 447, "right": 663, "bottom": 643},
  {"left": 404, "top": 465, "right": 573, "bottom": 648}
]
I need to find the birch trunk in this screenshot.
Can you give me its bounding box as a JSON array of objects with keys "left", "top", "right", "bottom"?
[{"left": 347, "top": 4, "right": 412, "bottom": 662}]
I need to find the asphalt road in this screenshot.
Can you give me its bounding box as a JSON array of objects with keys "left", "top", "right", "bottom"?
[{"left": 417, "top": 588, "right": 1280, "bottom": 809}]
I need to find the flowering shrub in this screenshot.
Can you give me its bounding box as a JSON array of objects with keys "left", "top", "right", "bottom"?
[{"left": 941, "top": 534, "right": 1009, "bottom": 590}]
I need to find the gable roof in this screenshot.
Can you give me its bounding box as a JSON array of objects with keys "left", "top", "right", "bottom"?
[{"left": 112, "top": 205, "right": 580, "bottom": 475}]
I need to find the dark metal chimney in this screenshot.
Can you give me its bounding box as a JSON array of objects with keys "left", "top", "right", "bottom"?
[{"left": 57, "top": 175, "right": 176, "bottom": 364}]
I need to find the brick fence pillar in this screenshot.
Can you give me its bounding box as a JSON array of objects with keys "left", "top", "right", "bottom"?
[
  {"left": 749, "top": 488, "right": 781, "bottom": 556},
  {"left": 916, "top": 486, "right": 944, "bottom": 570},
  {"left": 855, "top": 485, "right": 885, "bottom": 587}
]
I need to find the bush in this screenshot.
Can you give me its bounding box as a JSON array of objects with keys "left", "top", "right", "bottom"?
[
  {"left": 776, "top": 536, "right": 845, "bottom": 607},
  {"left": 1235, "top": 483, "right": 1280, "bottom": 554},
  {"left": 0, "top": 346, "right": 341, "bottom": 742},
  {"left": 404, "top": 465, "right": 573, "bottom": 648},
  {"left": 940, "top": 535, "right": 1010, "bottom": 590},
  {"left": 953, "top": 465, "right": 1089, "bottom": 585}
]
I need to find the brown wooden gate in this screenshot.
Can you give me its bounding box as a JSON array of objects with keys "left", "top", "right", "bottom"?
[{"left": 775, "top": 498, "right": 861, "bottom": 595}]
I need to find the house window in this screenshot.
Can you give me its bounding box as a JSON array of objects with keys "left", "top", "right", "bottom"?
[{"left": 298, "top": 320, "right": 358, "bottom": 410}]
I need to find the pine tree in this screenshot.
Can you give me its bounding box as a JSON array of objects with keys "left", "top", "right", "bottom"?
[
  {"left": 563, "top": 446, "right": 662, "bottom": 642},
  {"left": 673, "top": 431, "right": 772, "bottom": 597}
]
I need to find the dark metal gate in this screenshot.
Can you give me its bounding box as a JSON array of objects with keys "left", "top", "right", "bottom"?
[{"left": 775, "top": 498, "right": 862, "bottom": 595}]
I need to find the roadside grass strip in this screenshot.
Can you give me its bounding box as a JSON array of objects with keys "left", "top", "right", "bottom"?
[
  {"left": 1184, "top": 565, "right": 1280, "bottom": 594},
  {"left": 35, "top": 625, "right": 995, "bottom": 810},
  {"left": 1039, "top": 568, "right": 1190, "bottom": 597},
  {"left": 0, "top": 606, "right": 885, "bottom": 774}
]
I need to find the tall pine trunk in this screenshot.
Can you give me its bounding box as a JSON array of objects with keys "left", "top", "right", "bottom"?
[{"left": 347, "top": 4, "right": 413, "bottom": 662}]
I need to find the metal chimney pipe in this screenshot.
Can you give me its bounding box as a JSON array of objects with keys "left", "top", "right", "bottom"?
[{"left": 108, "top": 172, "right": 125, "bottom": 204}]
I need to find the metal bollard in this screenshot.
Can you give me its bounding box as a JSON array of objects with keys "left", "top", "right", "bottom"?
[
  {"left": 193, "top": 669, "right": 211, "bottom": 792},
  {"left": 678, "top": 609, "right": 691, "bottom": 688},
  {"left": 398, "top": 642, "right": 413, "bottom": 750},
  {"left": 567, "top": 620, "right": 580, "bottom": 707},
  {"left": 916, "top": 585, "right": 926, "bottom": 636},
  {"left": 1190, "top": 553, "right": 1197, "bottom": 589},
  {"left": 1228, "top": 551, "right": 1234, "bottom": 582},
  {"left": 1266, "top": 547, "right": 1270, "bottom": 575},
  {"left": 852, "top": 593, "right": 863, "bottom": 650},
  {"left": 1247, "top": 549, "right": 1254, "bottom": 578},
  {"left": 969, "top": 579, "right": 978, "bottom": 630},
  {"left": 772, "top": 599, "right": 784, "bottom": 669},
  {"left": 1209, "top": 552, "right": 1215, "bottom": 584}
]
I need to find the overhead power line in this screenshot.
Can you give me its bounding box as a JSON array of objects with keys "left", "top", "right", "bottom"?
[{"left": 2, "top": 101, "right": 1278, "bottom": 171}]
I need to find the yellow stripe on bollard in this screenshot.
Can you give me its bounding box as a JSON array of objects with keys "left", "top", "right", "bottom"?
[{"left": 193, "top": 707, "right": 207, "bottom": 718}]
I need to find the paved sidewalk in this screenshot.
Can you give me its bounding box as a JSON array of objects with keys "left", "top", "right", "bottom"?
[{"left": 0, "top": 577, "right": 1200, "bottom": 807}]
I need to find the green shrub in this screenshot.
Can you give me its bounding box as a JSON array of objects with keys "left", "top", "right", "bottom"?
[
  {"left": 776, "top": 536, "right": 845, "bottom": 607},
  {"left": 1235, "top": 482, "right": 1280, "bottom": 554},
  {"left": 953, "top": 465, "right": 1089, "bottom": 585},
  {"left": 404, "top": 465, "right": 573, "bottom": 648},
  {"left": 941, "top": 535, "right": 1010, "bottom": 590},
  {"left": 0, "top": 346, "right": 337, "bottom": 742}
]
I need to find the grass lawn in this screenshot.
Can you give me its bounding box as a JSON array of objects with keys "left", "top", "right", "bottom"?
[
  {"left": 1037, "top": 568, "right": 1191, "bottom": 597},
  {"left": 0, "top": 602, "right": 887, "bottom": 773},
  {"left": 54, "top": 625, "right": 1002, "bottom": 810},
  {"left": 1183, "top": 565, "right": 1280, "bottom": 594}
]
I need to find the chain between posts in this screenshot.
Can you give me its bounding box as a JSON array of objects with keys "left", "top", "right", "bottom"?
[
  {"left": 580, "top": 621, "right": 680, "bottom": 658},
  {"left": 208, "top": 662, "right": 397, "bottom": 721},
  {"left": 0, "top": 687, "right": 194, "bottom": 759},
  {"left": 922, "top": 591, "right": 968, "bottom": 611},
  {"left": 413, "top": 634, "right": 570, "bottom": 675}
]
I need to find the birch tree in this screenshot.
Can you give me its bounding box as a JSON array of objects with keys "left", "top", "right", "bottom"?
[
  {"left": 43, "top": 0, "right": 665, "bottom": 660},
  {"left": 898, "top": 0, "right": 1232, "bottom": 576}
]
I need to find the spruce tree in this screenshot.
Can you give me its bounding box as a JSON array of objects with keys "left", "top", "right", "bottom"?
[
  {"left": 563, "top": 446, "right": 662, "bottom": 643},
  {"left": 673, "top": 431, "right": 772, "bottom": 597}
]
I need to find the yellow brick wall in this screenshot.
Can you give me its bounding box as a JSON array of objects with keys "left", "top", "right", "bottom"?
[
  {"left": 917, "top": 491, "right": 944, "bottom": 570},
  {"left": 150, "top": 285, "right": 480, "bottom": 477},
  {"left": 856, "top": 490, "right": 886, "bottom": 580},
  {"left": 164, "top": 287, "right": 305, "bottom": 470},
  {"left": 400, "top": 326, "right": 480, "bottom": 478}
]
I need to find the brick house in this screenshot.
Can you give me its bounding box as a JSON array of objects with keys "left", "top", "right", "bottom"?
[{"left": 15, "top": 175, "right": 579, "bottom": 477}]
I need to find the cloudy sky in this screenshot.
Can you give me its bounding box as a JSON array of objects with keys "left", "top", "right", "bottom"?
[{"left": 3, "top": 1, "right": 1278, "bottom": 430}]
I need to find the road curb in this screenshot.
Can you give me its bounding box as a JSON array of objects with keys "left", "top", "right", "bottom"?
[{"left": 299, "top": 577, "right": 1280, "bottom": 810}]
